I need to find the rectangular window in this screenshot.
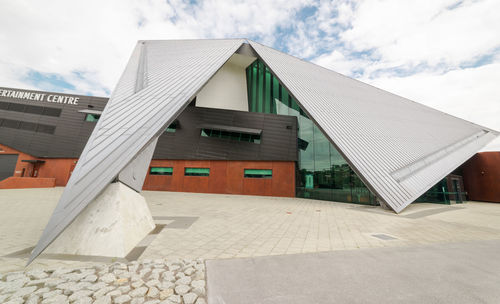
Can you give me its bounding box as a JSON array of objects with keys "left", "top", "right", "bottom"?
[
  {"left": 244, "top": 169, "right": 272, "bottom": 178},
  {"left": 185, "top": 167, "right": 210, "bottom": 177},
  {"left": 85, "top": 113, "right": 100, "bottom": 122},
  {"left": 164, "top": 122, "right": 177, "bottom": 133},
  {"left": 200, "top": 128, "right": 261, "bottom": 144},
  {"left": 150, "top": 167, "right": 173, "bottom": 175}
]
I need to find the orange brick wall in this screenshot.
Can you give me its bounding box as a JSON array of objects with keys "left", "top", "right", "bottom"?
[
  {"left": 1, "top": 144, "right": 296, "bottom": 197},
  {"left": 143, "top": 160, "right": 296, "bottom": 197}
]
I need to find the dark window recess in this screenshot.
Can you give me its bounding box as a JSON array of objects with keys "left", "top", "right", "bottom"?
[
  {"left": 25, "top": 105, "right": 44, "bottom": 115},
  {"left": 42, "top": 107, "right": 62, "bottom": 117},
  {"left": 150, "top": 167, "right": 173, "bottom": 175},
  {"left": 184, "top": 167, "right": 210, "bottom": 177},
  {"left": 8, "top": 103, "right": 25, "bottom": 112},
  {"left": 0, "top": 118, "right": 56, "bottom": 134},
  {"left": 19, "top": 121, "right": 37, "bottom": 131},
  {"left": 244, "top": 169, "right": 273, "bottom": 178},
  {"left": 298, "top": 138, "right": 309, "bottom": 151},
  {"left": 36, "top": 124, "right": 56, "bottom": 134},
  {"left": 0, "top": 101, "right": 61, "bottom": 117},
  {"left": 85, "top": 113, "right": 100, "bottom": 122},
  {"left": 201, "top": 128, "right": 261, "bottom": 144}
]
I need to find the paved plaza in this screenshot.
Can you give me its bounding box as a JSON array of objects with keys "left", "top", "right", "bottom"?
[
  {"left": 1, "top": 187, "right": 500, "bottom": 272},
  {"left": 1, "top": 188, "right": 500, "bottom": 303}
]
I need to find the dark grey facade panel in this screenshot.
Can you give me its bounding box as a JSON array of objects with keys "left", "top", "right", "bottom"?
[
  {"left": 0, "top": 87, "right": 108, "bottom": 158},
  {"left": 153, "top": 106, "right": 297, "bottom": 161}
]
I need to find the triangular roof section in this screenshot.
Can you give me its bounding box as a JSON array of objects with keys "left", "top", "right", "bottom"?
[
  {"left": 248, "top": 40, "right": 498, "bottom": 213},
  {"left": 28, "top": 39, "right": 246, "bottom": 264}
]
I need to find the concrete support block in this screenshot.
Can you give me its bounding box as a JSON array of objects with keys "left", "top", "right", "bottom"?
[{"left": 45, "top": 182, "right": 155, "bottom": 257}]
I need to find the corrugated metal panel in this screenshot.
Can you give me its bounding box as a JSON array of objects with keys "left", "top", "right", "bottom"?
[
  {"left": 28, "top": 39, "right": 245, "bottom": 264},
  {"left": 249, "top": 41, "right": 498, "bottom": 213}
]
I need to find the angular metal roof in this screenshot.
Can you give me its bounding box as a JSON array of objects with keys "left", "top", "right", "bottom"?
[
  {"left": 30, "top": 38, "right": 498, "bottom": 263},
  {"left": 248, "top": 40, "right": 498, "bottom": 213},
  {"left": 28, "top": 39, "right": 245, "bottom": 264}
]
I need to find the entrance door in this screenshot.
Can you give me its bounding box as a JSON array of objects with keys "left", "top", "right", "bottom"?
[{"left": 0, "top": 154, "right": 19, "bottom": 181}]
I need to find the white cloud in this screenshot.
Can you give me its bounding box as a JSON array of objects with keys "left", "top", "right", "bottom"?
[{"left": 0, "top": 0, "right": 499, "bottom": 153}]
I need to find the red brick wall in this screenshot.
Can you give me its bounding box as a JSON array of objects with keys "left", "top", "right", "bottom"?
[
  {"left": 143, "top": 160, "right": 295, "bottom": 197},
  {"left": 462, "top": 152, "right": 500, "bottom": 203}
]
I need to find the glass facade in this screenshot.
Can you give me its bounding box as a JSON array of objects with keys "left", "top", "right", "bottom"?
[{"left": 246, "top": 60, "right": 377, "bottom": 205}]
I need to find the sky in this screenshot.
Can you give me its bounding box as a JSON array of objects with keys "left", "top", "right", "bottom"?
[{"left": 1, "top": 0, "right": 499, "bottom": 150}]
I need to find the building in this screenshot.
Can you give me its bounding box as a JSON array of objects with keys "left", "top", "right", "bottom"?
[
  {"left": 2, "top": 86, "right": 495, "bottom": 205},
  {"left": 0, "top": 40, "right": 496, "bottom": 263}
]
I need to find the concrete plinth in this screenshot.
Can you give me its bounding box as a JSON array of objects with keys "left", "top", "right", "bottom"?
[{"left": 45, "top": 182, "right": 155, "bottom": 257}]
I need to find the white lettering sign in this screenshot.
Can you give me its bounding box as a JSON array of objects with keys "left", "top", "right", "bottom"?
[{"left": 0, "top": 89, "right": 80, "bottom": 105}]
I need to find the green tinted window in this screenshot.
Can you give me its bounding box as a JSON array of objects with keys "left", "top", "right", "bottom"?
[
  {"left": 85, "top": 113, "right": 100, "bottom": 122},
  {"left": 244, "top": 169, "right": 272, "bottom": 178},
  {"left": 185, "top": 168, "right": 210, "bottom": 176},
  {"left": 150, "top": 167, "right": 173, "bottom": 175}
]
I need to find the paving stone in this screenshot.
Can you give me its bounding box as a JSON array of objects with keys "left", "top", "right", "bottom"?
[
  {"left": 174, "top": 272, "right": 185, "bottom": 280},
  {"left": 41, "top": 294, "right": 68, "bottom": 304},
  {"left": 93, "top": 295, "right": 111, "bottom": 304},
  {"left": 74, "top": 297, "right": 93, "bottom": 304},
  {"left": 193, "top": 272, "right": 204, "bottom": 281},
  {"left": 60, "top": 272, "right": 85, "bottom": 282},
  {"left": 27, "top": 270, "right": 49, "bottom": 280},
  {"left": 81, "top": 274, "right": 97, "bottom": 282},
  {"left": 194, "top": 298, "right": 207, "bottom": 304},
  {"left": 114, "top": 294, "right": 132, "bottom": 304},
  {"left": 4, "top": 298, "right": 24, "bottom": 304},
  {"left": 10, "top": 286, "right": 37, "bottom": 299},
  {"left": 183, "top": 267, "right": 195, "bottom": 276},
  {"left": 182, "top": 292, "right": 198, "bottom": 304},
  {"left": 1, "top": 279, "right": 28, "bottom": 293},
  {"left": 115, "top": 278, "right": 129, "bottom": 286},
  {"left": 42, "top": 289, "right": 63, "bottom": 299},
  {"left": 51, "top": 268, "right": 74, "bottom": 278},
  {"left": 192, "top": 287, "right": 206, "bottom": 297},
  {"left": 144, "top": 300, "right": 160, "bottom": 304},
  {"left": 161, "top": 271, "right": 175, "bottom": 282},
  {"left": 5, "top": 272, "right": 26, "bottom": 282},
  {"left": 145, "top": 279, "right": 161, "bottom": 288},
  {"left": 45, "top": 278, "right": 67, "bottom": 288},
  {"left": 105, "top": 289, "right": 121, "bottom": 298},
  {"left": 131, "top": 279, "right": 145, "bottom": 288},
  {"left": 130, "top": 286, "right": 148, "bottom": 297},
  {"left": 119, "top": 285, "right": 132, "bottom": 293},
  {"left": 93, "top": 286, "right": 115, "bottom": 298},
  {"left": 68, "top": 290, "right": 94, "bottom": 302},
  {"left": 131, "top": 297, "right": 145, "bottom": 304},
  {"left": 0, "top": 294, "right": 11, "bottom": 303},
  {"left": 159, "top": 288, "right": 174, "bottom": 300},
  {"left": 87, "top": 282, "right": 107, "bottom": 291},
  {"left": 147, "top": 286, "right": 160, "bottom": 298},
  {"left": 99, "top": 273, "right": 116, "bottom": 284},
  {"left": 27, "top": 278, "right": 49, "bottom": 286},
  {"left": 167, "top": 294, "right": 181, "bottom": 304},
  {"left": 175, "top": 276, "right": 191, "bottom": 286},
  {"left": 174, "top": 284, "right": 190, "bottom": 295},
  {"left": 159, "top": 281, "right": 174, "bottom": 291},
  {"left": 26, "top": 294, "right": 40, "bottom": 304},
  {"left": 34, "top": 287, "right": 51, "bottom": 296},
  {"left": 149, "top": 273, "right": 160, "bottom": 280},
  {"left": 191, "top": 280, "right": 205, "bottom": 289}
]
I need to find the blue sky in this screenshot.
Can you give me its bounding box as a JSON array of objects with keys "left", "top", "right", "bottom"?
[{"left": 1, "top": 0, "right": 499, "bottom": 150}]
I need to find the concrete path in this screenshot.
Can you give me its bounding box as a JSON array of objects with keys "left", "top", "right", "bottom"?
[{"left": 206, "top": 239, "right": 500, "bottom": 304}]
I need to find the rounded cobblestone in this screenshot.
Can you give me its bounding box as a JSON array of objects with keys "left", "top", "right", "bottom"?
[{"left": 0, "top": 259, "right": 207, "bottom": 304}]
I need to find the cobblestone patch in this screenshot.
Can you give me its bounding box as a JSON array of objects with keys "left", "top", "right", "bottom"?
[{"left": 0, "top": 259, "right": 206, "bottom": 304}]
